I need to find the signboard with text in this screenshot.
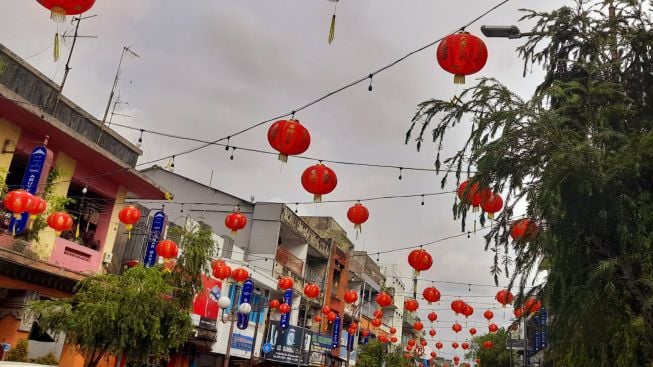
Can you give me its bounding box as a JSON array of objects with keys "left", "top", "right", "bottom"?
[
  {"left": 10, "top": 145, "right": 52, "bottom": 234},
  {"left": 264, "top": 321, "right": 312, "bottom": 365},
  {"left": 143, "top": 211, "right": 167, "bottom": 267},
  {"left": 309, "top": 333, "right": 332, "bottom": 366}
]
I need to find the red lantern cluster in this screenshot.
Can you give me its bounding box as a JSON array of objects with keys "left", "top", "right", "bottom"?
[
  {"left": 327, "top": 311, "right": 337, "bottom": 323},
  {"left": 451, "top": 299, "right": 466, "bottom": 315},
  {"left": 456, "top": 180, "right": 503, "bottom": 216},
  {"left": 347, "top": 203, "right": 369, "bottom": 234},
  {"left": 462, "top": 342, "right": 470, "bottom": 350},
  {"left": 524, "top": 297, "right": 542, "bottom": 314},
  {"left": 156, "top": 239, "right": 179, "bottom": 260},
  {"left": 47, "top": 212, "right": 73, "bottom": 235},
  {"left": 267, "top": 119, "right": 311, "bottom": 162},
  {"left": 496, "top": 289, "right": 514, "bottom": 307},
  {"left": 483, "top": 341, "right": 494, "bottom": 349},
  {"left": 371, "top": 318, "right": 382, "bottom": 328},
  {"left": 436, "top": 31, "right": 488, "bottom": 84},
  {"left": 3, "top": 190, "right": 33, "bottom": 219},
  {"left": 511, "top": 219, "right": 538, "bottom": 241},
  {"left": 37, "top": 0, "right": 96, "bottom": 22},
  {"left": 407, "top": 249, "right": 433, "bottom": 275},
  {"left": 423, "top": 286, "right": 441, "bottom": 304},
  {"left": 375, "top": 291, "right": 393, "bottom": 308},
  {"left": 321, "top": 306, "right": 331, "bottom": 316},
  {"left": 301, "top": 163, "right": 337, "bottom": 202},
  {"left": 225, "top": 208, "right": 247, "bottom": 235},
  {"left": 28, "top": 197, "right": 47, "bottom": 218},
  {"left": 462, "top": 304, "right": 474, "bottom": 318}
]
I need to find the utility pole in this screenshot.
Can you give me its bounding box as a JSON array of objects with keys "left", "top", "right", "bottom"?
[{"left": 248, "top": 291, "right": 269, "bottom": 367}]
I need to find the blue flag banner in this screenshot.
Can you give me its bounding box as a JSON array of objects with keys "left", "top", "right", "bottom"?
[
  {"left": 331, "top": 316, "right": 341, "bottom": 349},
  {"left": 280, "top": 289, "right": 293, "bottom": 329},
  {"left": 143, "top": 211, "right": 167, "bottom": 267},
  {"left": 11, "top": 146, "right": 51, "bottom": 234},
  {"left": 347, "top": 332, "right": 355, "bottom": 351},
  {"left": 237, "top": 279, "right": 254, "bottom": 329}
]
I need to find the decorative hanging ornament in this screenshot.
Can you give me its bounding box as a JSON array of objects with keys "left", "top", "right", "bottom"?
[
  {"left": 404, "top": 298, "right": 419, "bottom": 312},
  {"left": 510, "top": 218, "right": 538, "bottom": 241},
  {"left": 231, "top": 268, "right": 249, "bottom": 283},
  {"left": 462, "top": 304, "right": 474, "bottom": 318},
  {"left": 327, "top": 0, "right": 339, "bottom": 44},
  {"left": 371, "top": 318, "right": 382, "bottom": 328},
  {"left": 156, "top": 239, "right": 179, "bottom": 260},
  {"left": 37, "top": 0, "right": 95, "bottom": 22},
  {"left": 514, "top": 307, "right": 525, "bottom": 319},
  {"left": 27, "top": 197, "right": 47, "bottom": 219},
  {"left": 407, "top": 339, "right": 416, "bottom": 347},
  {"left": 452, "top": 322, "right": 462, "bottom": 333},
  {"left": 429, "top": 329, "right": 436, "bottom": 337},
  {"left": 322, "top": 305, "right": 331, "bottom": 316},
  {"left": 347, "top": 202, "right": 369, "bottom": 236},
  {"left": 303, "top": 284, "right": 321, "bottom": 299},
  {"left": 301, "top": 163, "right": 338, "bottom": 202},
  {"left": 413, "top": 321, "right": 424, "bottom": 331},
  {"left": 118, "top": 205, "right": 141, "bottom": 238},
  {"left": 279, "top": 303, "right": 291, "bottom": 314},
  {"left": 430, "top": 352, "right": 437, "bottom": 358},
  {"left": 391, "top": 336, "right": 398, "bottom": 343},
  {"left": 267, "top": 119, "right": 311, "bottom": 162},
  {"left": 451, "top": 299, "right": 466, "bottom": 315},
  {"left": 313, "top": 315, "right": 322, "bottom": 323},
  {"left": 469, "top": 327, "right": 477, "bottom": 336},
  {"left": 483, "top": 341, "right": 493, "bottom": 349},
  {"left": 269, "top": 299, "right": 280, "bottom": 309},
  {"left": 420, "top": 339, "right": 428, "bottom": 347},
  {"left": 427, "top": 312, "right": 437, "bottom": 323},
  {"left": 524, "top": 297, "right": 542, "bottom": 314},
  {"left": 344, "top": 290, "right": 359, "bottom": 304},
  {"left": 389, "top": 327, "right": 397, "bottom": 335},
  {"left": 452, "top": 342, "right": 459, "bottom": 349},
  {"left": 278, "top": 276, "right": 294, "bottom": 290},
  {"left": 483, "top": 310, "right": 494, "bottom": 321},
  {"left": 225, "top": 207, "right": 247, "bottom": 235},
  {"left": 361, "top": 329, "right": 370, "bottom": 337},
  {"left": 488, "top": 323, "right": 499, "bottom": 333},
  {"left": 423, "top": 286, "right": 441, "bottom": 304},
  {"left": 435, "top": 342, "right": 443, "bottom": 350},
  {"left": 496, "top": 289, "right": 514, "bottom": 307},
  {"left": 407, "top": 249, "right": 433, "bottom": 275},
  {"left": 462, "top": 342, "right": 470, "bottom": 350},
  {"left": 480, "top": 193, "right": 503, "bottom": 219},
  {"left": 212, "top": 262, "right": 232, "bottom": 280},
  {"left": 3, "top": 190, "right": 34, "bottom": 219},
  {"left": 372, "top": 309, "right": 384, "bottom": 319},
  {"left": 47, "top": 211, "right": 73, "bottom": 236},
  {"left": 375, "top": 291, "right": 393, "bottom": 308},
  {"left": 436, "top": 31, "right": 488, "bottom": 84}
]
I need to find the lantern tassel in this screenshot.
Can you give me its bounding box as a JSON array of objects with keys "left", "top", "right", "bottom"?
[
  {"left": 488, "top": 212, "right": 495, "bottom": 219},
  {"left": 355, "top": 224, "right": 361, "bottom": 239},
  {"left": 231, "top": 230, "right": 237, "bottom": 235},
  {"left": 53, "top": 33, "right": 60, "bottom": 62},
  {"left": 278, "top": 153, "right": 289, "bottom": 163},
  {"left": 328, "top": 14, "right": 336, "bottom": 44},
  {"left": 50, "top": 7, "right": 66, "bottom": 23},
  {"left": 314, "top": 194, "right": 322, "bottom": 203},
  {"left": 473, "top": 219, "right": 477, "bottom": 234},
  {"left": 75, "top": 221, "right": 80, "bottom": 238},
  {"left": 454, "top": 75, "right": 465, "bottom": 84}
]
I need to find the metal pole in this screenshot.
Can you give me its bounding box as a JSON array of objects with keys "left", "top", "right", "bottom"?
[
  {"left": 523, "top": 318, "right": 528, "bottom": 367},
  {"left": 223, "top": 284, "right": 241, "bottom": 367},
  {"left": 248, "top": 291, "right": 268, "bottom": 367},
  {"left": 296, "top": 295, "right": 309, "bottom": 367}
]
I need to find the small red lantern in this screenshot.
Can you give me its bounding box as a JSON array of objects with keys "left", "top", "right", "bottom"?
[
  {"left": 391, "top": 336, "right": 398, "bottom": 343},
  {"left": 373, "top": 309, "right": 384, "bottom": 319},
  {"left": 462, "top": 304, "right": 474, "bottom": 318},
  {"left": 27, "top": 197, "right": 47, "bottom": 219},
  {"left": 36, "top": 0, "right": 95, "bottom": 22},
  {"left": 429, "top": 329, "right": 436, "bottom": 337},
  {"left": 488, "top": 323, "right": 499, "bottom": 333},
  {"left": 321, "top": 306, "right": 331, "bottom": 316},
  {"left": 225, "top": 208, "right": 247, "bottom": 235},
  {"left": 278, "top": 276, "right": 294, "bottom": 290},
  {"left": 420, "top": 339, "right": 428, "bottom": 347},
  {"left": 301, "top": 163, "right": 338, "bottom": 202},
  {"left": 484, "top": 310, "right": 494, "bottom": 321},
  {"left": 413, "top": 321, "right": 424, "bottom": 331},
  {"left": 269, "top": 299, "right": 280, "bottom": 309},
  {"left": 347, "top": 203, "right": 369, "bottom": 234},
  {"left": 483, "top": 341, "right": 493, "bottom": 349},
  {"left": 404, "top": 298, "right": 419, "bottom": 312},
  {"left": 46, "top": 211, "right": 73, "bottom": 235},
  {"left": 344, "top": 290, "right": 358, "bottom": 304},
  {"left": 407, "top": 339, "right": 416, "bottom": 347},
  {"left": 389, "top": 327, "right": 397, "bottom": 335},
  {"left": 212, "top": 263, "right": 232, "bottom": 280},
  {"left": 496, "top": 289, "right": 514, "bottom": 307},
  {"left": 452, "top": 342, "right": 459, "bottom": 349},
  {"left": 125, "top": 259, "right": 139, "bottom": 268},
  {"left": 436, "top": 31, "right": 488, "bottom": 84},
  {"left": 524, "top": 297, "right": 542, "bottom": 314},
  {"left": 3, "top": 190, "right": 34, "bottom": 219},
  {"left": 511, "top": 219, "right": 538, "bottom": 241},
  {"left": 514, "top": 307, "right": 525, "bottom": 319},
  {"left": 279, "top": 303, "right": 291, "bottom": 314},
  {"left": 407, "top": 249, "right": 433, "bottom": 274},
  {"left": 423, "top": 286, "right": 441, "bottom": 304},
  {"left": 361, "top": 329, "right": 370, "bottom": 337},
  {"left": 435, "top": 342, "right": 443, "bottom": 350},
  {"left": 469, "top": 327, "right": 477, "bottom": 336},
  {"left": 480, "top": 193, "right": 503, "bottom": 219},
  {"left": 371, "top": 318, "right": 382, "bottom": 328},
  {"left": 313, "top": 315, "right": 322, "bottom": 323},
  {"left": 430, "top": 352, "right": 437, "bottom": 358},
  {"left": 451, "top": 299, "right": 466, "bottom": 315},
  {"left": 375, "top": 292, "right": 393, "bottom": 308},
  {"left": 118, "top": 205, "right": 141, "bottom": 232},
  {"left": 267, "top": 119, "right": 311, "bottom": 162},
  {"left": 462, "top": 342, "right": 470, "bottom": 350},
  {"left": 477, "top": 358, "right": 481, "bottom": 364},
  {"left": 156, "top": 239, "right": 179, "bottom": 260},
  {"left": 232, "top": 268, "right": 249, "bottom": 283},
  {"left": 303, "top": 284, "right": 320, "bottom": 299},
  {"left": 427, "top": 312, "right": 437, "bottom": 323},
  {"left": 452, "top": 322, "right": 462, "bottom": 333}
]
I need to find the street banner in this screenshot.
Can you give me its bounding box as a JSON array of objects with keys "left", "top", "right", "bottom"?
[
  {"left": 331, "top": 315, "right": 341, "bottom": 349},
  {"left": 309, "top": 333, "right": 332, "bottom": 366},
  {"left": 11, "top": 145, "right": 52, "bottom": 234},
  {"left": 237, "top": 279, "right": 254, "bottom": 329},
  {"left": 264, "top": 321, "right": 312, "bottom": 365},
  {"left": 347, "top": 332, "right": 355, "bottom": 352},
  {"left": 280, "top": 289, "right": 293, "bottom": 329},
  {"left": 143, "top": 211, "right": 167, "bottom": 267}
]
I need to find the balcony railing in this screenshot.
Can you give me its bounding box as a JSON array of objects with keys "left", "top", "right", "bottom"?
[
  {"left": 49, "top": 237, "right": 101, "bottom": 274},
  {"left": 275, "top": 246, "right": 304, "bottom": 276}
]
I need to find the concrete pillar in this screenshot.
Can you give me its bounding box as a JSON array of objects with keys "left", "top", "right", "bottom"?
[
  {"left": 0, "top": 118, "right": 21, "bottom": 186},
  {"left": 96, "top": 186, "right": 127, "bottom": 273}
]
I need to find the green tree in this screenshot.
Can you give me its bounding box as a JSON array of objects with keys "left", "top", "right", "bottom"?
[
  {"left": 466, "top": 329, "right": 514, "bottom": 367},
  {"left": 357, "top": 340, "right": 414, "bottom": 367},
  {"left": 5, "top": 338, "right": 28, "bottom": 362},
  {"left": 405, "top": 1, "right": 653, "bottom": 366},
  {"left": 30, "top": 225, "right": 215, "bottom": 367}
]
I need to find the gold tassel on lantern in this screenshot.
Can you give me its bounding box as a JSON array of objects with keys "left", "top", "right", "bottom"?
[
  {"left": 454, "top": 74, "right": 466, "bottom": 84},
  {"left": 50, "top": 7, "right": 66, "bottom": 23},
  {"left": 327, "top": 0, "right": 339, "bottom": 44},
  {"left": 53, "top": 33, "right": 60, "bottom": 62}
]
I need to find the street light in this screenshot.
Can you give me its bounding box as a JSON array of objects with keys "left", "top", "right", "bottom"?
[
  {"left": 481, "top": 25, "right": 531, "bottom": 39},
  {"left": 218, "top": 292, "right": 252, "bottom": 367}
]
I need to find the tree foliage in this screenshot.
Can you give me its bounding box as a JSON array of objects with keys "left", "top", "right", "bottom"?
[
  {"left": 30, "top": 225, "right": 215, "bottom": 367},
  {"left": 467, "top": 329, "right": 514, "bottom": 367},
  {"left": 357, "top": 340, "right": 414, "bottom": 367},
  {"left": 406, "top": 1, "right": 653, "bottom": 365}
]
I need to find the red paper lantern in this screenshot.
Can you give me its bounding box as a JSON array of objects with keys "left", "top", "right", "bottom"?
[
  {"left": 496, "top": 289, "right": 514, "bottom": 307},
  {"left": 156, "top": 239, "right": 178, "bottom": 259},
  {"left": 404, "top": 298, "right": 419, "bottom": 312},
  {"left": 524, "top": 297, "right": 542, "bottom": 314},
  {"left": 483, "top": 341, "right": 493, "bottom": 349},
  {"left": 279, "top": 303, "right": 291, "bottom": 314},
  {"left": 436, "top": 32, "right": 488, "bottom": 84},
  {"left": 232, "top": 268, "right": 249, "bottom": 283},
  {"left": 371, "top": 318, "right": 382, "bottom": 328},
  {"left": 427, "top": 312, "right": 437, "bottom": 323},
  {"left": 278, "top": 276, "right": 294, "bottom": 290},
  {"left": 361, "top": 329, "right": 370, "bottom": 337},
  {"left": 413, "top": 321, "right": 424, "bottom": 331},
  {"left": 423, "top": 286, "right": 441, "bottom": 304},
  {"left": 36, "top": 0, "right": 95, "bottom": 22},
  {"left": 452, "top": 322, "right": 462, "bottom": 333},
  {"left": 267, "top": 119, "right": 311, "bottom": 162},
  {"left": 375, "top": 292, "right": 393, "bottom": 308},
  {"left": 514, "top": 307, "right": 525, "bottom": 319},
  {"left": 453, "top": 356, "right": 460, "bottom": 363},
  {"left": 429, "top": 329, "right": 436, "bottom": 337},
  {"left": 480, "top": 193, "right": 503, "bottom": 219},
  {"left": 462, "top": 304, "right": 474, "bottom": 318},
  {"left": 407, "top": 249, "right": 433, "bottom": 274},
  {"left": 327, "top": 311, "right": 337, "bottom": 323},
  {"left": 118, "top": 205, "right": 141, "bottom": 231},
  {"left": 321, "top": 306, "right": 331, "bottom": 316},
  {"left": 225, "top": 208, "right": 247, "bottom": 235},
  {"left": 452, "top": 342, "right": 459, "bottom": 349},
  {"left": 347, "top": 203, "right": 369, "bottom": 233},
  {"left": 3, "top": 190, "right": 34, "bottom": 219},
  {"left": 469, "top": 327, "right": 477, "bottom": 336},
  {"left": 488, "top": 323, "right": 499, "bottom": 333},
  {"left": 28, "top": 197, "right": 47, "bottom": 218},
  {"left": 420, "top": 339, "right": 428, "bottom": 347},
  {"left": 301, "top": 163, "right": 338, "bottom": 202},
  {"left": 212, "top": 263, "right": 232, "bottom": 280},
  {"left": 269, "top": 299, "right": 280, "bottom": 309},
  {"left": 46, "top": 211, "right": 73, "bottom": 235},
  {"left": 389, "top": 327, "right": 397, "bottom": 335},
  {"left": 484, "top": 310, "right": 494, "bottom": 321},
  {"left": 373, "top": 309, "right": 384, "bottom": 319},
  {"left": 408, "top": 339, "right": 416, "bottom": 347},
  {"left": 303, "top": 284, "right": 320, "bottom": 299},
  {"left": 344, "top": 290, "right": 359, "bottom": 304},
  {"left": 435, "top": 342, "right": 443, "bottom": 350},
  {"left": 391, "top": 336, "right": 398, "bottom": 343},
  {"left": 313, "top": 315, "right": 322, "bottom": 323},
  {"left": 462, "top": 342, "right": 470, "bottom": 350},
  {"left": 511, "top": 219, "right": 538, "bottom": 241},
  {"left": 451, "top": 300, "right": 466, "bottom": 315},
  {"left": 430, "top": 352, "right": 437, "bottom": 358},
  {"left": 125, "top": 259, "right": 139, "bottom": 268}
]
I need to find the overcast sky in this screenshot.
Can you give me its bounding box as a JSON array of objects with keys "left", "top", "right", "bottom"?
[{"left": 1, "top": 0, "right": 568, "bottom": 359}]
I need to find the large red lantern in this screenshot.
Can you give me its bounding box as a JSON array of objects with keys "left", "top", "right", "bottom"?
[
  {"left": 480, "top": 193, "right": 503, "bottom": 219},
  {"left": 452, "top": 322, "right": 462, "bottom": 333},
  {"left": 375, "top": 292, "right": 393, "bottom": 308},
  {"left": 427, "top": 312, "right": 437, "bottom": 323},
  {"left": 469, "top": 327, "right": 477, "bottom": 336},
  {"left": 156, "top": 239, "right": 178, "bottom": 260},
  {"left": 278, "top": 276, "right": 294, "bottom": 290},
  {"left": 496, "top": 289, "right": 514, "bottom": 307},
  {"left": 37, "top": 0, "right": 95, "bottom": 22},
  {"left": 118, "top": 205, "right": 141, "bottom": 232},
  {"left": 212, "top": 263, "right": 232, "bottom": 280},
  {"left": 232, "top": 268, "right": 249, "bottom": 283},
  {"left": 413, "top": 321, "right": 424, "bottom": 331},
  {"left": 28, "top": 197, "right": 47, "bottom": 219},
  {"left": 436, "top": 32, "right": 488, "bottom": 84},
  {"left": 225, "top": 208, "right": 247, "bottom": 235},
  {"left": 407, "top": 249, "right": 433, "bottom": 274},
  {"left": 301, "top": 163, "right": 337, "bottom": 202},
  {"left": 371, "top": 318, "right": 382, "bottom": 328},
  {"left": 47, "top": 212, "right": 73, "bottom": 235},
  {"left": 3, "top": 190, "right": 34, "bottom": 219},
  {"left": 267, "top": 119, "right": 311, "bottom": 162},
  {"left": 488, "top": 323, "right": 499, "bottom": 333},
  {"left": 484, "top": 310, "right": 494, "bottom": 321},
  {"left": 347, "top": 203, "right": 369, "bottom": 234},
  {"left": 404, "top": 298, "right": 419, "bottom": 312},
  {"left": 303, "top": 284, "right": 320, "bottom": 299},
  {"left": 511, "top": 219, "right": 538, "bottom": 241},
  {"left": 435, "top": 342, "right": 443, "bottom": 350},
  {"left": 279, "top": 303, "right": 291, "bottom": 314},
  {"left": 429, "top": 329, "right": 436, "bottom": 337},
  {"left": 344, "top": 290, "right": 359, "bottom": 304},
  {"left": 451, "top": 299, "right": 466, "bottom": 315},
  {"left": 462, "top": 304, "right": 474, "bottom": 318},
  {"left": 269, "top": 299, "right": 280, "bottom": 309},
  {"left": 423, "top": 286, "right": 441, "bottom": 304}
]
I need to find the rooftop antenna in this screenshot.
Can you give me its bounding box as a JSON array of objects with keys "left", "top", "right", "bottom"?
[
  {"left": 107, "top": 94, "right": 131, "bottom": 127},
  {"left": 97, "top": 46, "right": 139, "bottom": 144}
]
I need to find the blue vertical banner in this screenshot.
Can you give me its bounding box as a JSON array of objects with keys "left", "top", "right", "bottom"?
[
  {"left": 11, "top": 146, "right": 52, "bottom": 234},
  {"left": 363, "top": 336, "right": 369, "bottom": 345},
  {"left": 143, "top": 211, "right": 167, "bottom": 267},
  {"left": 237, "top": 279, "right": 254, "bottom": 330},
  {"left": 331, "top": 316, "right": 341, "bottom": 349},
  {"left": 539, "top": 308, "right": 548, "bottom": 349},
  {"left": 534, "top": 314, "right": 541, "bottom": 352},
  {"left": 347, "top": 332, "right": 355, "bottom": 352},
  {"left": 280, "top": 289, "right": 293, "bottom": 330}
]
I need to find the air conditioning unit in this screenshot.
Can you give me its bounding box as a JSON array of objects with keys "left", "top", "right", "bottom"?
[{"left": 102, "top": 252, "right": 113, "bottom": 264}]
